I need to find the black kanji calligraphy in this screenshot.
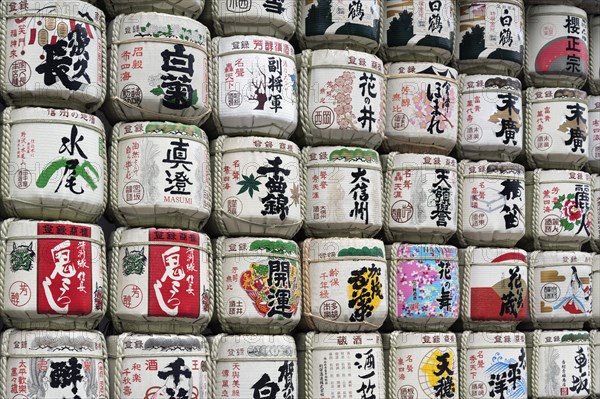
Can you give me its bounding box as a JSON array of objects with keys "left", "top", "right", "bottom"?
[
  {"left": 49, "top": 357, "right": 83, "bottom": 399},
  {"left": 349, "top": 167, "right": 370, "bottom": 224},
  {"left": 258, "top": 156, "right": 291, "bottom": 220}
]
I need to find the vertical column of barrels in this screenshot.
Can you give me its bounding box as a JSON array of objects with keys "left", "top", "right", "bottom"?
[
  {"left": 99, "top": 2, "right": 216, "bottom": 397},
  {"left": 0, "top": 1, "right": 111, "bottom": 397}
]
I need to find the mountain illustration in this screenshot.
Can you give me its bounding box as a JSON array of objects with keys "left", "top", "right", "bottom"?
[
  {"left": 387, "top": 10, "right": 414, "bottom": 46},
  {"left": 459, "top": 24, "right": 485, "bottom": 60},
  {"left": 305, "top": 0, "right": 333, "bottom": 36},
  {"left": 489, "top": 45, "right": 524, "bottom": 65}
]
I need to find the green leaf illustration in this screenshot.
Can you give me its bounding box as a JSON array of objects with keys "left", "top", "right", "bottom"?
[
  {"left": 567, "top": 193, "right": 575, "bottom": 200},
  {"left": 237, "top": 174, "right": 261, "bottom": 198},
  {"left": 560, "top": 218, "right": 575, "bottom": 231},
  {"left": 150, "top": 86, "right": 164, "bottom": 96},
  {"left": 192, "top": 89, "right": 198, "bottom": 106}
]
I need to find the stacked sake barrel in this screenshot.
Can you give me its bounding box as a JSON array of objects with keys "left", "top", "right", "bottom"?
[{"left": 0, "top": 0, "right": 110, "bottom": 396}]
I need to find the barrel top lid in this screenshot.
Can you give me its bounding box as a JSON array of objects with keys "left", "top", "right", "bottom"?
[
  {"left": 5, "top": 107, "right": 104, "bottom": 132},
  {"left": 530, "top": 330, "right": 590, "bottom": 346},
  {"left": 212, "top": 334, "right": 297, "bottom": 360},
  {"left": 461, "top": 75, "right": 521, "bottom": 91},
  {"left": 526, "top": 169, "right": 591, "bottom": 182},
  {"left": 2, "top": 329, "right": 105, "bottom": 357},
  {"left": 217, "top": 35, "right": 294, "bottom": 57},
  {"left": 304, "top": 237, "right": 386, "bottom": 261},
  {"left": 110, "top": 227, "right": 210, "bottom": 250},
  {"left": 309, "top": 49, "right": 383, "bottom": 71},
  {"left": 218, "top": 236, "right": 299, "bottom": 258},
  {"left": 529, "top": 87, "right": 588, "bottom": 101},
  {"left": 386, "top": 62, "right": 458, "bottom": 80},
  {"left": 529, "top": 250, "right": 593, "bottom": 265},
  {"left": 306, "top": 147, "right": 381, "bottom": 167},
  {"left": 527, "top": 4, "right": 587, "bottom": 19},
  {"left": 114, "top": 121, "right": 208, "bottom": 142},
  {"left": 297, "top": 332, "right": 382, "bottom": 351},
  {"left": 107, "top": 334, "right": 208, "bottom": 358},
  {"left": 461, "top": 160, "right": 525, "bottom": 176},
  {"left": 4, "top": 0, "right": 105, "bottom": 24}
]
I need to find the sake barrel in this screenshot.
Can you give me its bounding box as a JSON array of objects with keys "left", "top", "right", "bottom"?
[
  {"left": 304, "top": 146, "right": 383, "bottom": 238},
  {"left": 297, "top": 0, "right": 382, "bottom": 53},
  {"left": 301, "top": 237, "right": 387, "bottom": 332},
  {"left": 528, "top": 251, "right": 592, "bottom": 329},
  {"left": 524, "top": 88, "right": 588, "bottom": 170},
  {"left": 104, "top": 13, "right": 210, "bottom": 125},
  {"left": 459, "top": 247, "right": 528, "bottom": 331},
  {"left": 207, "top": 0, "right": 296, "bottom": 39},
  {"left": 456, "top": 0, "right": 524, "bottom": 76},
  {"left": 382, "top": 153, "right": 458, "bottom": 244},
  {"left": 0, "top": 107, "right": 106, "bottom": 223},
  {"left": 380, "top": 0, "right": 455, "bottom": 64},
  {"left": 108, "top": 121, "right": 211, "bottom": 230},
  {"left": 592, "top": 330, "right": 599, "bottom": 398},
  {"left": 107, "top": 333, "right": 209, "bottom": 399},
  {"left": 525, "top": 170, "right": 593, "bottom": 250},
  {"left": 0, "top": 219, "right": 106, "bottom": 330},
  {"left": 457, "top": 75, "right": 523, "bottom": 161},
  {"left": 0, "top": 329, "right": 108, "bottom": 398},
  {"left": 109, "top": 227, "right": 212, "bottom": 334},
  {"left": 214, "top": 236, "right": 301, "bottom": 334},
  {"left": 592, "top": 175, "right": 600, "bottom": 253},
  {"left": 297, "top": 49, "right": 385, "bottom": 148},
  {"left": 589, "top": 17, "right": 600, "bottom": 95},
  {"left": 527, "top": 330, "right": 591, "bottom": 399},
  {"left": 210, "top": 334, "right": 297, "bottom": 399},
  {"left": 525, "top": 5, "right": 589, "bottom": 89},
  {"left": 207, "top": 136, "right": 304, "bottom": 239},
  {"left": 297, "top": 332, "right": 385, "bottom": 399},
  {"left": 103, "top": 0, "right": 205, "bottom": 19},
  {"left": 389, "top": 243, "right": 459, "bottom": 331},
  {"left": 589, "top": 96, "right": 600, "bottom": 172},
  {"left": 458, "top": 160, "right": 526, "bottom": 247},
  {"left": 0, "top": 0, "right": 106, "bottom": 113},
  {"left": 458, "top": 331, "right": 527, "bottom": 399},
  {"left": 593, "top": 256, "right": 600, "bottom": 328},
  {"left": 384, "top": 62, "right": 459, "bottom": 154},
  {"left": 385, "top": 332, "right": 458, "bottom": 399},
  {"left": 209, "top": 35, "right": 297, "bottom": 139}
]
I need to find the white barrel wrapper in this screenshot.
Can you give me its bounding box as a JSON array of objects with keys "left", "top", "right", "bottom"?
[
  {"left": 214, "top": 236, "right": 301, "bottom": 334},
  {"left": 589, "top": 97, "right": 600, "bottom": 172},
  {"left": 456, "top": 0, "right": 524, "bottom": 76},
  {"left": 384, "top": 332, "right": 458, "bottom": 399},
  {"left": 459, "top": 331, "right": 527, "bottom": 399},
  {"left": 107, "top": 333, "right": 209, "bottom": 399},
  {"left": 459, "top": 247, "right": 528, "bottom": 331},
  {"left": 458, "top": 160, "right": 525, "bottom": 247},
  {"left": 297, "top": 49, "right": 385, "bottom": 148},
  {"left": 383, "top": 153, "right": 458, "bottom": 244},
  {"left": 527, "top": 330, "right": 591, "bottom": 399},
  {"left": 0, "top": 107, "right": 106, "bottom": 223},
  {"left": 528, "top": 251, "right": 592, "bottom": 329},
  {"left": 301, "top": 237, "right": 387, "bottom": 332},
  {"left": 104, "top": 13, "right": 210, "bottom": 125},
  {"left": 384, "top": 62, "right": 458, "bottom": 154},
  {"left": 380, "top": 0, "right": 455, "bottom": 64},
  {"left": 297, "top": 0, "right": 382, "bottom": 53},
  {"left": 304, "top": 146, "right": 382, "bottom": 237},
  {"left": 389, "top": 244, "right": 459, "bottom": 331},
  {"left": 525, "top": 5, "right": 589, "bottom": 89},
  {"left": 208, "top": 136, "right": 304, "bottom": 239},
  {"left": 457, "top": 75, "right": 523, "bottom": 161},
  {"left": 524, "top": 88, "right": 588, "bottom": 170},
  {"left": 206, "top": 0, "right": 296, "bottom": 39},
  {"left": 525, "top": 169, "right": 593, "bottom": 250},
  {"left": 297, "top": 332, "right": 385, "bottom": 399},
  {"left": 210, "top": 334, "right": 297, "bottom": 399},
  {"left": 109, "top": 227, "right": 212, "bottom": 334},
  {"left": 0, "top": 329, "right": 108, "bottom": 399},
  {"left": 104, "top": 0, "right": 205, "bottom": 19},
  {"left": 592, "top": 256, "right": 600, "bottom": 328},
  {"left": 0, "top": 0, "right": 106, "bottom": 113},
  {"left": 210, "top": 35, "right": 297, "bottom": 139},
  {"left": 0, "top": 219, "right": 106, "bottom": 330},
  {"left": 109, "top": 121, "right": 211, "bottom": 230}
]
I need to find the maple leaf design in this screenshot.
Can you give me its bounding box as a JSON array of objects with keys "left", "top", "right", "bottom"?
[
  {"left": 290, "top": 183, "right": 300, "bottom": 206},
  {"left": 237, "top": 174, "right": 261, "bottom": 198}
]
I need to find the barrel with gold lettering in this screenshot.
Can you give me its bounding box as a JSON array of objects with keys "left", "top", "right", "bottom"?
[
  {"left": 104, "top": 0, "right": 205, "bottom": 18},
  {"left": 304, "top": 146, "right": 383, "bottom": 238},
  {"left": 1, "top": 329, "right": 108, "bottom": 398},
  {"left": 528, "top": 251, "right": 592, "bottom": 329},
  {"left": 207, "top": 136, "right": 304, "bottom": 239},
  {"left": 108, "top": 121, "right": 211, "bottom": 230},
  {"left": 109, "top": 227, "right": 212, "bottom": 334},
  {"left": 525, "top": 170, "right": 592, "bottom": 250},
  {"left": 527, "top": 330, "right": 590, "bottom": 399},
  {"left": 104, "top": 12, "right": 210, "bottom": 125},
  {"left": 297, "top": 49, "right": 385, "bottom": 148},
  {"left": 210, "top": 334, "right": 298, "bottom": 399},
  {"left": 0, "top": 0, "right": 106, "bottom": 112},
  {"left": 297, "top": 332, "right": 385, "bottom": 399},
  {"left": 525, "top": 5, "right": 589, "bottom": 89},
  {"left": 214, "top": 236, "right": 301, "bottom": 334},
  {"left": 384, "top": 332, "right": 458, "bottom": 399},
  {"left": 0, "top": 107, "right": 106, "bottom": 223},
  {"left": 0, "top": 219, "right": 106, "bottom": 330},
  {"left": 301, "top": 238, "right": 388, "bottom": 332}
]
